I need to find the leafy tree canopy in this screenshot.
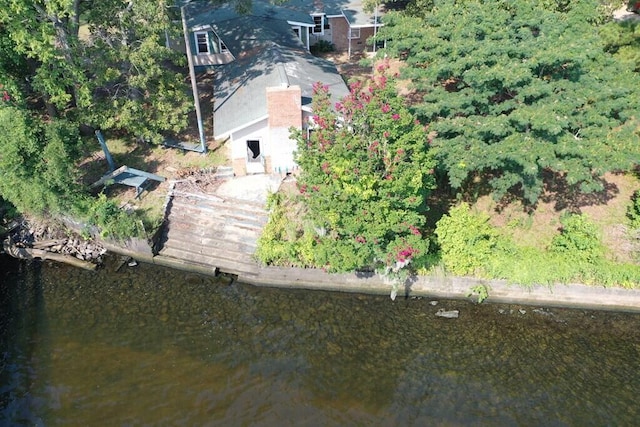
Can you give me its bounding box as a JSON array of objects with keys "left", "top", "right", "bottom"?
[
  {"left": 0, "top": 0, "right": 191, "bottom": 141},
  {"left": 377, "top": 0, "right": 640, "bottom": 204},
  {"left": 292, "top": 63, "right": 437, "bottom": 273}
]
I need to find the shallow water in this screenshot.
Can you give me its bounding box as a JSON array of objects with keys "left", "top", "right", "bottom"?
[{"left": 1, "top": 254, "right": 639, "bottom": 426}]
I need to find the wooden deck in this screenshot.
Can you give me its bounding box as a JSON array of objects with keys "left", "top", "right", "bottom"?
[{"left": 155, "top": 186, "right": 269, "bottom": 278}]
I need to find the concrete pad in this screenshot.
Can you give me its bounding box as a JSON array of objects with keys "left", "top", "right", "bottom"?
[{"left": 215, "top": 174, "right": 284, "bottom": 205}]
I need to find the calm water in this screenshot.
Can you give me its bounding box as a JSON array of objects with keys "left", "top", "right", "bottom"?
[{"left": 1, "top": 254, "right": 639, "bottom": 426}]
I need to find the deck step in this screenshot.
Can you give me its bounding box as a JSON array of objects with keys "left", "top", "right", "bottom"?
[
  {"left": 157, "top": 247, "right": 260, "bottom": 276},
  {"left": 160, "top": 232, "right": 257, "bottom": 254},
  {"left": 156, "top": 184, "right": 272, "bottom": 276}
]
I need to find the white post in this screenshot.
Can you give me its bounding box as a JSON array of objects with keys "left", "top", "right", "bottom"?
[{"left": 373, "top": 4, "right": 378, "bottom": 54}]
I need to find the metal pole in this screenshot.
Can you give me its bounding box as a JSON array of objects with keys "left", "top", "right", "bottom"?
[
  {"left": 373, "top": 4, "right": 378, "bottom": 54},
  {"left": 181, "top": 4, "right": 207, "bottom": 153}
]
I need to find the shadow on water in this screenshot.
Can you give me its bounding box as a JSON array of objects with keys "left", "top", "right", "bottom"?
[{"left": 1, "top": 254, "right": 640, "bottom": 426}]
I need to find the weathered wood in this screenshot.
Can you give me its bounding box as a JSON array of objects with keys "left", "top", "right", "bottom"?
[
  {"left": 164, "top": 221, "right": 260, "bottom": 243},
  {"left": 90, "top": 165, "right": 128, "bottom": 188},
  {"left": 32, "top": 239, "right": 68, "bottom": 249},
  {"left": 170, "top": 199, "right": 268, "bottom": 220},
  {"left": 3, "top": 241, "right": 97, "bottom": 271},
  {"left": 155, "top": 184, "right": 270, "bottom": 277},
  {"left": 161, "top": 233, "right": 257, "bottom": 254},
  {"left": 155, "top": 249, "right": 259, "bottom": 277}
]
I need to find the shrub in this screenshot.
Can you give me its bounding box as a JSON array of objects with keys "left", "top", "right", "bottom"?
[
  {"left": 435, "top": 203, "right": 500, "bottom": 276},
  {"left": 311, "top": 40, "right": 335, "bottom": 54},
  {"left": 549, "top": 213, "right": 604, "bottom": 263},
  {"left": 82, "top": 194, "right": 146, "bottom": 239},
  {"left": 627, "top": 190, "right": 640, "bottom": 229}
]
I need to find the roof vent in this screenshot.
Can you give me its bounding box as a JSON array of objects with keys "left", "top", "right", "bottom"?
[{"left": 277, "top": 63, "right": 290, "bottom": 88}]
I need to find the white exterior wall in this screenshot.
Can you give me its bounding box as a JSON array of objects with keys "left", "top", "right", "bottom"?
[
  {"left": 230, "top": 119, "right": 269, "bottom": 160},
  {"left": 269, "top": 127, "right": 298, "bottom": 174}
]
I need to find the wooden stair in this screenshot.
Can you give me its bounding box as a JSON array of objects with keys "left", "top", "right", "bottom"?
[{"left": 156, "top": 190, "right": 268, "bottom": 277}]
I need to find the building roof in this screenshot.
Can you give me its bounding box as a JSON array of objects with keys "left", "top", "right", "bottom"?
[
  {"left": 178, "top": 0, "right": 382, "bottom": 27},
  {"left": 283, "top": 0, "right": 381, "bottom": 27},
  {"left": 184, "top": 2, "right": 350, "bottom": 138}
]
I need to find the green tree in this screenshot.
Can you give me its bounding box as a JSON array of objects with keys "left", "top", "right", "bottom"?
[
  {"left": 600, "top": 19, "right": 640, "bottom": 72},
  {"left": 292, "top": 63, "right": 437, "bottom": 274},
  {"left": 0, "top": 104, "right": 82, "bottom": 215},
  {"left": 0, "top": 0, "right": 190, "bottom": 141},
  {"left": 378, "top": 0, "right": 640, "bottom": 204}
]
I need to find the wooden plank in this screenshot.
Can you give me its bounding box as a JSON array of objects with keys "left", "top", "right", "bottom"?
[
  {"left": 157, "top": 247, "right": 260, "bottom": 276},
  {"left": 167, "top": 212, "right": 266, "bottom": 231},
  {"left": 90, "top": 165, "right": 128, "bottom": 188},
  {"left": 169, "top": 199, "right": 268, "bottom": 219},
  {"left": 164, "top": 215, "right": 263, "bottom": 234},
  {"left": 161, "top": 233, "right": 257, "bottom": 254},
  {"left": 163, "top": 226, "right": 260, "bottom": 248}
]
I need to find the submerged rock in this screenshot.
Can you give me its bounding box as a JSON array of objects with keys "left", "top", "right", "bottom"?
[{"left": 435, "top": 308, "right": 459, "bottom": 319}]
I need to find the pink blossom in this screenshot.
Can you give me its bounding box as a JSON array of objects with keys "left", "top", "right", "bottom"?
[
  {"left": 383, "top": 131, "right": 390, "bottom": 138},
  {"left": 381, "top": 104, "right": 390, "bottom": 113},
  {"left": 376, "top": 61, "right": 390, "bottom": 73},
  {"left": 392, "top": 114, "right": 400, "bottom": 121}
]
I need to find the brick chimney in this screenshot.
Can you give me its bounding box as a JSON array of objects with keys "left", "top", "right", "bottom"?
[{"left": 266, "top": 84, "right": 302, "bottom": 174}]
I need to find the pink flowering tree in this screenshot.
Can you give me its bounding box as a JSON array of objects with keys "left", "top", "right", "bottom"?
[{"left": 292, "top": 62, "right": 437, "bottom": 283}]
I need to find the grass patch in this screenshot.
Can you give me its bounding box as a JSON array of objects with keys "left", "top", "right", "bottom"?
[{"left": 77, "top": 133, "right": 229, "bottom": 239}]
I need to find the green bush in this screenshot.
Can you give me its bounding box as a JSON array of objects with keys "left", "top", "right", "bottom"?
[
  {"left": 627, "top": 190, "right": 640, "bottom": 229},
  {"left": 256, "top": 192, "right": 311, "bottom": 267},
  {"left": 81, "top": 194, "right": 146, "bottom": 240},
  {"left": 435, "top": 203, "right": 500, "bottom": 276},
  {"left": 550, "top": 213, "right": 604, "bottom": 263},
  {"left": 311, "top": 40, "right": 335, "bottom": 54}
]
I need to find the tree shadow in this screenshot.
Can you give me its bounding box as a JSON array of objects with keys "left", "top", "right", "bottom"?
[{"left": 538, "top": 170, "right": 620, "bottom": 213}]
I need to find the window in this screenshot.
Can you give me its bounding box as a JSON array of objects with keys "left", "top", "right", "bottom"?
[
  {"left": 312, "top": 15, "right": 324, "bottom": 34},
  {"left": 195, "top": 32, "right": 209, "bottom": 54},
  {"left": 292, "top": 26, "right": 301, "bottom": 40},
  {"left": 349, "top": 28, "right": 360, "bottom": 39},
  {"left": 219, "top": 39, "right": 229, "bottom": 53}
]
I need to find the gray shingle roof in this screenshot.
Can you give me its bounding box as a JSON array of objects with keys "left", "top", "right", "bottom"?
[
  {"left": 283, "top": 0, "right": 380, "bottom": 27},
  {"left": 185, "top": 2, "right": 350, "bottom": 138}
]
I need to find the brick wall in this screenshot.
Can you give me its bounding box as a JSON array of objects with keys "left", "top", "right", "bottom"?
[
  {"left": 232, "top": 158, "right": 246, "bottom": 176},
  {"left": 266, "top": 85, "right": 302, "bottom": 128}
]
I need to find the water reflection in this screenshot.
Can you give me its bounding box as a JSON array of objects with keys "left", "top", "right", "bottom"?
[{"left": 1, "top": 255, "right": 639, "bottom": 426}]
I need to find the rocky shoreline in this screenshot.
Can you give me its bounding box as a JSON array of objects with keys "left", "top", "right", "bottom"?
[{"left": 1, "top": 217, "right": 107, "bottom": 270}]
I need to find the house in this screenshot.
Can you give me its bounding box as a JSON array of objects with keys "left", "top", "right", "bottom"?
[
  {"left": 277, "top": 0, "right": 385, "bottom": 56},
  {"left": 179, "top": 1, "right": 357, "bottom": 176}
]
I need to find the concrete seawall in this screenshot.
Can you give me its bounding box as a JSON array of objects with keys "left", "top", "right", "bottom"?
[{"left": 100, "top": 238, "right": 640, "bottom": 313}]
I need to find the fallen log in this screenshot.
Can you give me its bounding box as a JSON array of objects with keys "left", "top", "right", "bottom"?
[
  {"left": 32, "top": 238, "right": 68, "bottom": 250},
  {"left": 2, "top": 240, "right": 97, "bottom": 271}
]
